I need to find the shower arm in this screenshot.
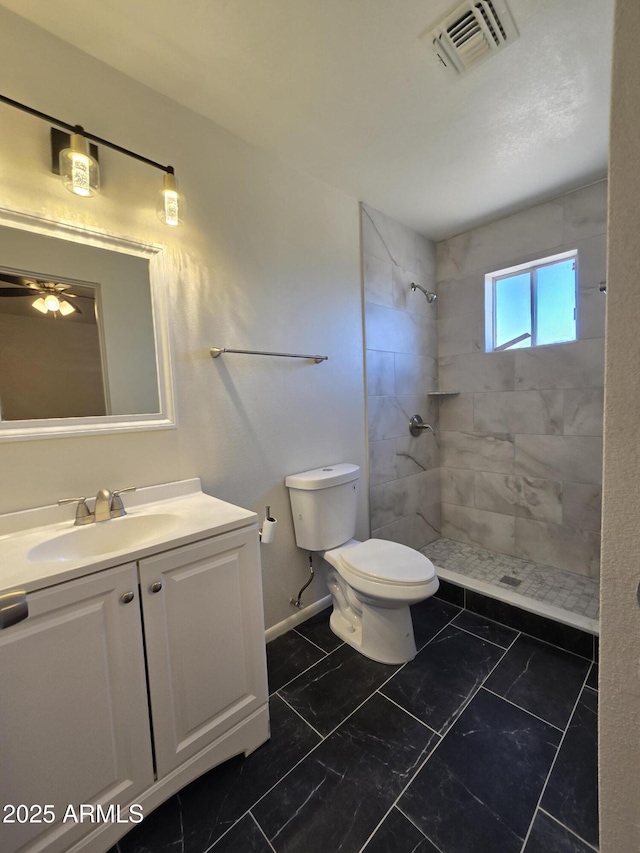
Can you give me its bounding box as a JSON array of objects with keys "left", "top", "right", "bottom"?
[{"left": 410, "top": 282, "right": 437, "bottom": 303}]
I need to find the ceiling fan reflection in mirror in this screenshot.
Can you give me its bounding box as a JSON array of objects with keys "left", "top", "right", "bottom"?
[{"left": 0, "top": 273, "right": 82, "bottom": 316}]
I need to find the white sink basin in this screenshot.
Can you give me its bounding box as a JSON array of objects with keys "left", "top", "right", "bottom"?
[{"left": 28, "top": 514, "right": 181, "bottom": 563}]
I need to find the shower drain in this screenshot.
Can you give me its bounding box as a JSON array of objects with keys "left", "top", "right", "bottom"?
[{"left": 500, "top": 575, "right": 522, "bottom": 587}]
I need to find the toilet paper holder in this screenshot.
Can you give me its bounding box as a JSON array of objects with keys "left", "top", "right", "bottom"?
[{"left": 260, "top": 506, "right": 277, "bottom": 544}]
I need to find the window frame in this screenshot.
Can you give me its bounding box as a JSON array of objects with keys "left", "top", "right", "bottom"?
[{"left": 484, "top": 249, "right": 578, "bottom": 353}]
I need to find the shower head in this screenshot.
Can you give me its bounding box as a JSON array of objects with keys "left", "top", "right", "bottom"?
[{"left": 410, "top": 282, "right": 437, "bottom": 304}]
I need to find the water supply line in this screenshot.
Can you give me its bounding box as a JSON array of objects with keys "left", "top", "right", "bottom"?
[{"left": 291, "top": 552, "right": 315, "bottom": 609}]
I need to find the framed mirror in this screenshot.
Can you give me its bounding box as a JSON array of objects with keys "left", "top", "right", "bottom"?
[{"left": 0, "top": 207, "right": 175, "bottom": 440}]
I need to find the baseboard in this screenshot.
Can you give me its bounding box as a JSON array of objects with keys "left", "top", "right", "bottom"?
[{"left": 265, "top": 594, "right": 332, "bottom": 643}]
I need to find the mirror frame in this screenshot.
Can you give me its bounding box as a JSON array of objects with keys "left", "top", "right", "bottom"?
[{"left": 0, "top": 206, "right": 175, "bottom": 441}]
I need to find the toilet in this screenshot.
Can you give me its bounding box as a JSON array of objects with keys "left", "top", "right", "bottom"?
[{"left": 285, "top": 463, "right": 439, "bottom": 664}]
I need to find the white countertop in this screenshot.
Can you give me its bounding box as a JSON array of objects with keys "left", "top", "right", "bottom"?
[{"left": 0, "top": 479, "right": 257, "bottom": 595}]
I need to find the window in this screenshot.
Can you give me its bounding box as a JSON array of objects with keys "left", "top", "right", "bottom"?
[{"left": 485, "top": 250, "right": 577, "bottom": 352}]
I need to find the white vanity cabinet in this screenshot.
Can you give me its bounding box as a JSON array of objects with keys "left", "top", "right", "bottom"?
[
  {"left": 0, "top": 563, "right": 154, "bottom": 853},
  {"left": 139, "top": 528, "right": 268, "bottom": 778},
  {"left": 0, "top": 487, "right": 269, "bottom": 853}
]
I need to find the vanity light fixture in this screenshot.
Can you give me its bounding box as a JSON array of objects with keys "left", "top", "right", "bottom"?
[{"left": 0, "top": 93, "right": 185, "bottom": 226}]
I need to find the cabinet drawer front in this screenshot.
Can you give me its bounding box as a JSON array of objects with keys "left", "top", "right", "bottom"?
[
  {"left": 0, "top": 564, "right": 154, "bottom": 853},
  {"left": 139, "top": 528, "right": 268, "bottom": 778}
]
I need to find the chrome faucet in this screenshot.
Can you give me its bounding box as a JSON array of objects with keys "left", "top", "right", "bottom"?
[
  {"left": 94, "top": 488, "right": 113, "bottom": 523},
  {"left": 58, "top": 487, "right": 137, "bottom": 526}
]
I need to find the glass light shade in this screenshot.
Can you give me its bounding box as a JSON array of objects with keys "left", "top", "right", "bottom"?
[
  {"left": 157, "top": 172, "right": 185, "bottom": 226},
  {"left": 32, "top": 294, "right": 76, "bottom": 316},
  {"left": 59, "top": 133, "right": 100, "bottom": 197},
  {"left": 58, "top": 299, "right": 76, "bottom": 316},
  {"left": 31, "top": 296, "right": 48, "bottom": 314},
  {"left": 44, "top": 293, "right": 61, "bottom": 312}
]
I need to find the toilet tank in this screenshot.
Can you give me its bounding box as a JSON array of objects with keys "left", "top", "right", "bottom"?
[{"left": 285, "top": 463, "right": 360, "bottom": 551}]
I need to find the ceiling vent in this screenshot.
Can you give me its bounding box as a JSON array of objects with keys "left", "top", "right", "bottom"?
[{"left": 426, "top": 0, "right": 519, "bottom": 77}]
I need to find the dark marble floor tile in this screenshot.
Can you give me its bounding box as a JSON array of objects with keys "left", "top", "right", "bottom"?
[
  {"left": 400, "top": 690, "right": 561, "bottom": 853},
  {"left": 253, "top": 693, "right": 438, "bottom": 853},
  {"left": 594, "top": 635, "right": 599, "bottom": 661},
  {"left": 433, "top": 577, "right": 465, "bottom": 607},
  {"left": 542, "top": 688, "right": 599, "bottom": 848},
  {"left": 586, "top": 662, "right": 598, "bottom": 691},
  {"left": 210, "top": 814, "right": 272, "bottom": 852},
  {"left": 451, "top": 608, "right": 519, "bottom": 648},
  {"left": 279, "top": 643, "right": 398, "bottom": 736},
  {"left": 381, "top": 624, "right": 505, "bottom": 733},
  {"left": 485, "top": 635, "right": 590, "bottom": 729},
  {"left": 466, "top": 591, "right": 593, "bottom": 658},
  {"left": 411, "top": 596, "right": 460, "bottom": 651},
  {"left": 523, "top": 810, "right": 595, "bottom": 853},
  {"left": 121, "top": 694, "right": 320, "bottom": 852},
  {"left": 118, "top": 795, "right": 183, "bottom": 853},
  {"left": 266, "top": 630, "right": 326, "bottom": 693},
  {"left": 363, "top": 808, "right": 440, "bottom": 852},
  {"left": 294, "top": 606, "right": 343, "bottom": 653}
]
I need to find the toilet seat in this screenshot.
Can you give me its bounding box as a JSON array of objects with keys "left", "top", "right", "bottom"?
[{"left": 339, "top": 539, "right": 436, "bottom": 586}]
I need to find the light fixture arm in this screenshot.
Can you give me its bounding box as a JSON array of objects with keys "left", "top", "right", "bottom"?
[{"left": 0, "top": 93, "right": 173, "bottom": 177}]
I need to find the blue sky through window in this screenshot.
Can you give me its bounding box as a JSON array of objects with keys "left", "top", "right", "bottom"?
[{"left": 490, "top": 255, "right": 576, "bottom": 351}]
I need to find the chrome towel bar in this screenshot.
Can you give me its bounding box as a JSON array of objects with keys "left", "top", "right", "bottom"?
[{"left": 210, "top": 347, "right": 328, "bottom": 364}]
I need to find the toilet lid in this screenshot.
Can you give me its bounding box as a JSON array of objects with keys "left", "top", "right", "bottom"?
[{"left": 340, "top": 539, "right": 436, "bottom": 585}]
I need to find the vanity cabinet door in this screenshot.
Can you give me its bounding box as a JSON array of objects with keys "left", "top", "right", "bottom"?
[
  {"left": 139, "top": 527, "right": 268, "bottom": 778},
  {"left": 0, "top": 563, "right": 154, "bottom": 853}
]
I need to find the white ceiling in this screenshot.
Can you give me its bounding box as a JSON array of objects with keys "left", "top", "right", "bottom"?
[{"left": 0, "top": 0, "right": 613, "bottom": 239}]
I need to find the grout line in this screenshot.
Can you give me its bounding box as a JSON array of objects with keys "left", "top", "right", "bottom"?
[
  {"left": 276, "top": 693, "right": 325, "bottom": 740},
  {"left": 291, "top": 626, "right": 338, "bottom": 655},
  {"left": 538, "top": 807, "right": 599, "bottom": 852},
  {"left": 449, "top": 621, "right": 517, "bottom": 651},
  {"left": 268, "top": 641, "right": 343, "bottom": 697},
  {"left": 202, "top": 808, "right": 252, "bottom": 853},
  {"left": 249, "top": 811, "right": 278, "bottom": 853},
  {"left": 518, "top": 666, "right": 593, "bottom": 853},
  {"left": 396, "top": 806, "right": 447, "bottom": 853},
  {"left": 480, "top": 687, "right": 564, "bottom": 733},
  {"left": 376, "top": 691, "right": 441, "bottom": 737}
]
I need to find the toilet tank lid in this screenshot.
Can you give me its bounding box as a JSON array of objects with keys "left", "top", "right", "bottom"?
[{"left": 285, "top": 463, "right": 360, "bottom": 490}]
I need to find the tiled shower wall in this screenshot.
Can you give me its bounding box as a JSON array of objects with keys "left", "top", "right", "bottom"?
[
  {"left": 436, "top": 181, "right": 607, "bottom": 578},
  {"left": 362, "top": 204, "right": 441, "bottom": 549}
]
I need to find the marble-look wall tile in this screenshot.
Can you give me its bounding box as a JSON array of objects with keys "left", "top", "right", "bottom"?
[
  {"left": 563, "top": 389, "right": 604, "bottom": 436},
  {"left": 442, "top": 503, "right": 516, "bottom": 554},
  {"left": 440, "top": 467, "right": 475, "bottom": 507},
  {"left": 515, "top": 518, "right": 601, "bottom": 577},
  {"left": 438, "top": 312, "right": 484, "bottom": 357},
  {"left": 473, "top": 390, "right": 563, "bottom": 435},
  {"left": 395, "top": 433, "right": 439, "bottom": 477},
  {"left": 367, "top": 396, "right": 407, "bottom": 442},
  {"left": 369, "top": 439, "right": 397, "bottom": 486},
  {"left": 439, "top": 351, "right": 515, "bottom": 393},
  {"left": 372, "top": 506, "right": 440, "bottom": 550},
  {"left": 438, "top": 202, "right": 565, "bottom": 278},
  {"left": 577, "top": 287, "right": 606, "bottom": 340},
  {"left": 474, "top": 472, "right": 562, "bottom": 524},
  {"left": 515, "top": 435, "right": 603, "bottom": 485},
  {"left": 440, "top": 431, "right": 514, "bottom": 474},
  {"left": 366, "top": 302, "right": 436, "bottom": 357},
  {"left": 563, "top": 482, "right": 602, "bottom": 532},
  {"left": 514, "top": 339, "right": 604, "bottom": 390},
  {"left": 366, "top": 349, "right": 394, "bottom": 397},
  {"left": 394, "top": 353, "right": 438, "bottom": 396},
  {"left": 363, "top": 253, "right": 393, "bottom": 308},
  {"left": 561, "top": 181, "right": 608, "bottom": 243},
  {"left": 436, "top": 275, "right": 485, "bottom": 319},
  {"left": 392, "top": 265, "right": 437, "bottom": 317},
  {"left": 361, "top": 204, "right": 418, "bottom": 271},
  {"left": 370, "top": 470, "right": 438, "bottom": 530},
  {"left": 576, "top": 234, "right": 607, "bottom": 291},
  {"left": 439, "top": 393, "right": 474, "bottom": 432}
]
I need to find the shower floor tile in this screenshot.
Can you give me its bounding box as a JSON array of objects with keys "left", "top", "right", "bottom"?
[{"left": 422, "top": 538, "right": 600, "bottom": 621}]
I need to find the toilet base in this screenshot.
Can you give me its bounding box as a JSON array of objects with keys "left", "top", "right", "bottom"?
[{"left": 327, "top": 571, "right": 418, "bottom": 664}]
